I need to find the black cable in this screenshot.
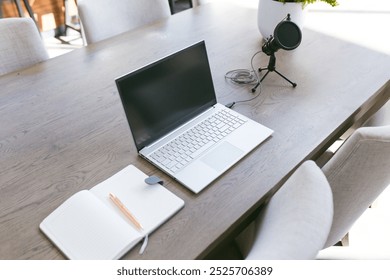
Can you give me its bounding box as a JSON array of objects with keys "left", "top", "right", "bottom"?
[{"left": 225, "top": 82, "right": 262, "bottom": 109}]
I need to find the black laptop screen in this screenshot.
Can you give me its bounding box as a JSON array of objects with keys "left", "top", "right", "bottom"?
[{"left": 116, "top": 41, "right": 217, "bottom": 151}]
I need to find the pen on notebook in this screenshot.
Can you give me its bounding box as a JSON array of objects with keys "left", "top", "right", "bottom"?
[{"left": 109, "top": 192, "right": 143, "bottom": 230}]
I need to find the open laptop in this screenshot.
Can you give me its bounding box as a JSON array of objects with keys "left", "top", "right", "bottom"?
[{"left": 116, "top": 41, "right": 273, "bottom": 193}]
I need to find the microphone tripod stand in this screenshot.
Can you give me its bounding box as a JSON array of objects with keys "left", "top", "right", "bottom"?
[{"left": 251, "top": 52, "right": 297, "bottom": 93}]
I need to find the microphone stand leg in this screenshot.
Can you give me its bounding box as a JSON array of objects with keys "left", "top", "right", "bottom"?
[
  {"left": 251, "top": 69, "right": 271, "bottom": 93},
  {"left": 251, "top": 82, "right": 260, "bottom": 93},
  {"left": 274, "top": 69, "right": 297, "bottom": 87}
]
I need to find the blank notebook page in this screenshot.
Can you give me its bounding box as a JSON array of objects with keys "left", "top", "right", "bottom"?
[
  {"left": 90, "top": 165, "right": 185, "bottom": 233},
  {"left": 40, "top": 190, "right": 141, "bottom": 260}
]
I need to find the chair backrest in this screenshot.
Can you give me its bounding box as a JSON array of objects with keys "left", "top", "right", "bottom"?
[
  {"left": 237, "top": 160, "right": 333, "bottom": 260},
  {"left": 77, "top": 0, "right": 171, "bottom": 44},
  {"left": 322, "top": 125, "right": 390, "bottom": 248},
  {"left": 0, "top": 18, "right": 49, "bottom": 76}
]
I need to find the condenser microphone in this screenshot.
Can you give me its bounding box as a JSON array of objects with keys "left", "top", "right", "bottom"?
[
  {"left": 252, "top": 14, "right": 302, "bottom": 92},
  {"left": 262, "top": 14, "right": 302, "bottom": 56}
]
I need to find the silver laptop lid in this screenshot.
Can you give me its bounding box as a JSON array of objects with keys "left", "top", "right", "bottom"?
[{"left": 115, "top": 41, "right": 217, "bottom": 152}]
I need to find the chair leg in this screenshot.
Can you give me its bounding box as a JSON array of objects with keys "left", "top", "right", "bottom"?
[
  {"left": 13, "top": 0, "right": 24, "bottom": 17},
  {"left": 341, "top": 232, "right": 349, "bottom": 246},
  {"left": 334, "top": 232, "right": 349, "bottom": 246},
  {"left": 13, "top": 0, "right": 40, "bottom": 32},
  {"left": 168, "top": 0, "right": 174, "bottom": 14}
]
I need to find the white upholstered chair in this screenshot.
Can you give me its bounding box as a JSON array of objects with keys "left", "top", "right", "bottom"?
[
  {"left": 236, "top": 160, "right": 334, "bottom": 260},
  {"left": 238, "top": 126, "right": 390, "bottom": 259},
  {"left": 0, "top": 17, "right": 49, "bottom": 76},
  {"left": 77, "top": 0, "right": 171, "bottom": 44},
  {"left": 320, "top": 125, "right": 390, "bottom": 249}
]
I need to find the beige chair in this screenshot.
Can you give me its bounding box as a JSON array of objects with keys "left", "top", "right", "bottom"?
[
  {"left": 77, "top": 0, "right": 171, "bottom": 44},
  {"left": 238, "top": 126, "right": 390, "bottom": 259},
  {"left": 320, "top": 125, "right": 390, "bottom": 249},
  {"left": 236, "top": 160, "right": 333, "bottom": 260},
  {"left": 0, "top": 17, "right": 49, "bottom": 76}
]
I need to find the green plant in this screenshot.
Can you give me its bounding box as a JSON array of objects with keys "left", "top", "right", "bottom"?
[{"left": 277, "top": 0, "right": 338, "bottom": 7}]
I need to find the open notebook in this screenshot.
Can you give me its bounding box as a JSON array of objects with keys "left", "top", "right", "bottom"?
[{"left": 40, "top": 165, "right": 184, "bottom": 260}]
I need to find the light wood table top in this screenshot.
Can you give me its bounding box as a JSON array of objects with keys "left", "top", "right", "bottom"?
[{"left": 1, "top": 2, "right": 389, "bottom": 259}]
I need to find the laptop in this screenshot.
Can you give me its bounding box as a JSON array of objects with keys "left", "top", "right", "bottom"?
[{"left": 116, "top": 41, "right": 273, "bottom": 193}]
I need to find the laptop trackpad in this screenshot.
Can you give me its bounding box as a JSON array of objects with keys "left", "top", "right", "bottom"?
[{"left": 201, "top": 142, "right": 244, "bottom": 172}]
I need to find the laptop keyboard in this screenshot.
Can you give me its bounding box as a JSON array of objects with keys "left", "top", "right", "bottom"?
[{"left": 150, "top": 109, "right": 247, "bottom": 173}]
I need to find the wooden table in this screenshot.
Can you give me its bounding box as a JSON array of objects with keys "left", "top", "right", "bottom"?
[{"left": 1, "top": 2, "right": 389, "bottom": 260}]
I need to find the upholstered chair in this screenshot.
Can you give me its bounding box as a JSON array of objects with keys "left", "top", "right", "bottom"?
[
  {"left": 321, "top": 125, "right": 390, "bottom": 249},
  {"left": 236, "top": 160, "right": 333, "bottom": 259},
  {"left": 0, "top": 17, "right": 49, "bottom": 76},
  {"left": 77, "top": 0, "right": 171, "bottom": 44}
]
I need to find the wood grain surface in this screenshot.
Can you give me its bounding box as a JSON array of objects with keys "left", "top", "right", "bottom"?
[{"left": 0, "top": 2, "right": 389, "bottom": 259}]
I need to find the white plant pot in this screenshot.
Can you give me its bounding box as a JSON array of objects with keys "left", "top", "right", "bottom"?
[{"left": 257, "top": 0, "right": 306, "bottom": 39}]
